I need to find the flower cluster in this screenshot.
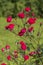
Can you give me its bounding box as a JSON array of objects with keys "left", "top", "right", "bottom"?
[{"left": 1, "top": 7, "right": 43, "bottom": 65}]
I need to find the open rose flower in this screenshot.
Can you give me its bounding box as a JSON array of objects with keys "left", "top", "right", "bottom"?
[
  {"left": 1, "top": 48, "right": 5, "bottom": 52},
  {"left": 1, "top": 63, "right": 6, "bottom": 65},
  {"left": 5, "top": 45, "right": 10, "bottom": 50},
  {"left": 20, "top": 41, "right": 27, "bottom": 51},
  {"left": 7, "top": 16, "right": 12, "bottom": 22},
  {"left": 27, "top": 18, "right": 36, "bottom": 25},
  {"left": 28, "top": 27, "right": 34, "bottom": 32},
  {"left": 24, "top": 55, "right": 29, "bottom": 61},
  {"left": 18, "top": 12, "right": 25, "bottom": 19},
  {"left": 7, "top": 55, "right": 11, "bottom": 60},
  {"left": 21, "top": 44, "right": 27, "bottom": 51},
  {"left": 25, "top": 7, "right": 31, "bottom": 12},
  {"left": 18, "top": 28, "right": 26, "bottom": 36},
  {"left": 5, "top": 24, "right": 15, "bottom": 31}
]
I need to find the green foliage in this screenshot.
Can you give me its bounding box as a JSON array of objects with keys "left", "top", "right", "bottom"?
[{"left": 0, "top": 0, "right": 43, "bottom": 17}]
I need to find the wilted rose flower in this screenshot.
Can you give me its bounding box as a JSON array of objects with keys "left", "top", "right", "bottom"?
[
  {"left": 14, "top": 53, "right": 18, "bottom": 58},
  {"left": 1, "top": 63, "right": 6, "bottom": 65},
  {"left": 5, "top": 45, "right": 10, "bottom": 50},
  {"left": 27, "top": 18, "right": 36, "bottom": 25},
  {"left": 29, "top": 51, "right": 37, "bottom": 56},
  {"left": 7, "top": 55, "right": 11, "bottom": 60},
  {"left": 32, "top": 13, "right": 35, "bottom": 16},
  {"left": 14, "top": 50, "right": 18, "bottom": 58},
  {"left": 24, "top": 55, "right": 29, "bottom": 61},
  {"left": 7, "top": 16, "right": 12, "bottom": 22},
  {"left": 5, "top": 24, "right": 15, "bottom": 31},
  {"left": 14, "top": 50, "right": 18, "bottom": 53},
  {"left": 18, "top": 12, "right": 25, "bottom": 19},
  {"left": 25, "top": 7, "right": 31, "bottom": 12},
  {"left": 28, "top": 27, "right": 34, "bottom": 32},
  {"left": 18, "top": 28, "right": 26, "bottom": 36}
]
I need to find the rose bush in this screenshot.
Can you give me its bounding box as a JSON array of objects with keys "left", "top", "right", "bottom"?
[{"left": 1, "top": 7, "right": 43, "bottom": 65}]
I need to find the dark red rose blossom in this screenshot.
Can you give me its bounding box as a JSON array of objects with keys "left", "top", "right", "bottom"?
[
  {"left": 18, "top": 32, "right": 24, "bottom": 36},
  {"left": 20, "top": 41, "right": 25, "bottom": 45},
  {"left": 18, "top": 12, "right": 25, "bottom": 18},
  {"left": 5, "top": 24, "right": 15, "bottom": 31},
  {"left": 7, "top": 16, "right": 12, "bottom": 22},
  {"left": 28, "top": 27, "right": 34, "bottom": 32},
  {"left": 24, "top": 55, "right": 29, "bottom": 61},
  {"left": 19, "top": 41, "right": 27, "bottom": 50},
  {"left": 1, "top": 63, "right": 6, "bottom": 65},
  {"left": 21, "top": 44, "right": 27, "bottom": 51},
  {"left": 18, "top": 28, "right": 26, "bottom": 36},
  {"left": 25, "top": 7, "right": 31, "bottom": 12},
  {"left": 21, "top": 28, "right": 26, "bottom": 33},
  {"left": 1, "top": 48, "right": 5, "bottom": 52},
  {"left": 5, "top": 26, "right": 9, "bottom": 30},
  {"left": 8, "top": 24, "right": 15, "bottom": 31},
  {"left": 27, "top": 18, "right": 36, "bottom": 25},
  {"left": 5, "top": 45, "right": 10, "bottom": 50},
  {"left": 29, "top": 51, "right": 37, "bottom": 56},
  {"left": 7, "top": 55, "right": 11, "bottom": 60}
]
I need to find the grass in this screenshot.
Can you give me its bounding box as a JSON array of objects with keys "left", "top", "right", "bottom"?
[{"left": 0, "top": 17, "right": 43, "bottom": 65}]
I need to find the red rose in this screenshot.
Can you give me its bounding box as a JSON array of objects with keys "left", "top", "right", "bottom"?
[
  {"left": 28, "top": 27, "right": 34, "bottom": 32},
  {"left": 19, "top": 41, "right": 27, "bottom": 50},
  {"left": 7, "top": 16, "right": 12, "bottom": 22},
  {"left": 27, "top": 18, "right": 36, "bottom": 25},
  {"left": 24, "top": 55, "right": 29, "bottom": 61},
  {"left": 21, "top": 28, "right": 26, "bottom": 33},
  {"left": 5, "top": 45, "right": 10, "bottom": 50},
  {"left": 18, "top": 32, "right": 24, "bottom": 36},
  {"left": 18, "top": 28, "right": 26, "bottom": 36},
  {"left": 20, "top": 41, "right": 25, "bottom": 45},
  {"left": 1, "top": 63, "right": 6, "bottom": 65},
  {"left": 5, "top": 24, "right": 15, "bottom": 31},
  {"left": 25, "top": 7, "right": 30, "bottom": 12},
  {"left": 5, "top": 26, "right": 9, "bottom": 30},
  {"left": 8, "top": 24, "right": 15, "bottom": 31},
  {"left": 29, "top": 51, "right": 37, "bottom": 56},
  {"left": 1, "top": 48, "right": 5, "bottom": 52},
  {"left": 21, "top": 44, "right": 27, "bottom": 51},
  {"left": 7, "top": 55, "right": 11, "bottom": 60},
  {"left": 18, "top": 12, "right": 25, "bottom": 18}
]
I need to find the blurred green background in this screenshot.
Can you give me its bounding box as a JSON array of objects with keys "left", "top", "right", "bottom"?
[{"left": 0, "top": 0, "right": 43, "bottom": 18}]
